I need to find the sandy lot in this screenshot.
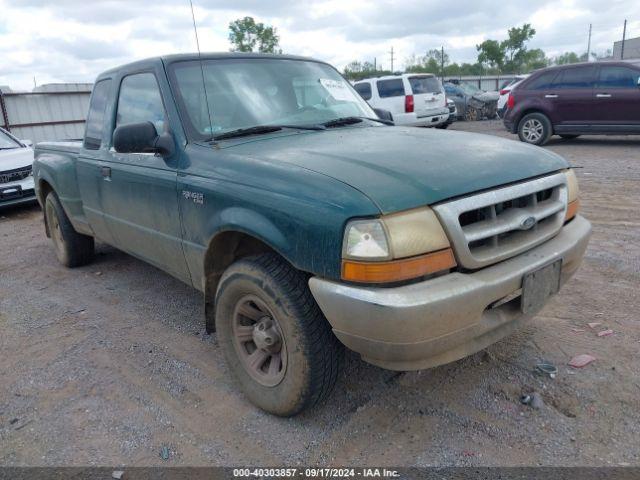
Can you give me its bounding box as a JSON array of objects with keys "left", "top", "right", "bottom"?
[{"left": 1, "top": 120, "right": 639, "bottom": 467}]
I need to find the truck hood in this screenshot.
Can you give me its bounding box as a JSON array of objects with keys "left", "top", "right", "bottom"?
[
  {"left": 0, "top": 147, "right": 34, "bottom": 171},
  {"left": 227, "top": 126, "right": 569, "bottom": 214}
]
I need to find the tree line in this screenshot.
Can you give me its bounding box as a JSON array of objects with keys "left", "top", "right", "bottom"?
[
  {"left": 226, "top": 17, "right": 612, "bottom": 82},
  {"left": 344, "top": 24, "right": 612, "bottom": 81}
]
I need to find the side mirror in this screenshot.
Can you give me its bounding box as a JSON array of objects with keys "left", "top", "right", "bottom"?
[
  {"left": 373, "top": 108, "right": 394, "bottom": 123},
  {"left": 21, "top": 139, "right": 33, "bottom": 147},
  {"left": 113, "top": 121, "right": 174, "bottom": 157}
]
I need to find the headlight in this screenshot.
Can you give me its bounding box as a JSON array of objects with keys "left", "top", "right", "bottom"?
[
  {"left": 342, "top": 207, "right": 456, "bottom": 283},
  {"left": 564, "top": 169, "right": 580, "bottom": 220}
]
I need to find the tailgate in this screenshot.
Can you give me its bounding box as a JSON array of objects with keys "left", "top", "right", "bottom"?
[{"left": 408, "top": 75, "right": 445, "bottom": 118}]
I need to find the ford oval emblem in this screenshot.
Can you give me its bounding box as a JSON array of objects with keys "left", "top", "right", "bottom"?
[{"left": 521, "top": 216, "right": 537, "bottom": 230}]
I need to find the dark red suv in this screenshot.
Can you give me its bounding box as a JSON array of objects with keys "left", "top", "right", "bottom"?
[{"left": 503, "top": 61, "right": 640, "bottom": 145}]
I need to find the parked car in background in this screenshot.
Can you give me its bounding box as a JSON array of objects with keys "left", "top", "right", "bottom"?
[
  {"left": 503, "top": 61, "right": 640, "bottom": 145},
  {"left": 353, "top": 74, "right": 449, "bottom": 127},
  {"left": 444, "top": 82, "right": 498, "bottom": 120},
  {"left": 497, "top": 75, "right": 529, "bottom": 118},
  {"left": 437, "top": 97, "right": 457, "bottom": 129},
  {"left": 0, "top": 127, "right": 36, "bottom": 208}
]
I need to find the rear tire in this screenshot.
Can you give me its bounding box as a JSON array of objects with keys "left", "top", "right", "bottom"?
[
  {"left": 517, "top": 112, "right": 552, "bottom": 146},
  {"left": 44, "top": 192, "right": 94, "bottom": 267},
  {"left": 215, "top": 253, "right": 343, "bottom": 416},
  {"left": 559, "top": 134, "right": 580, "bottom": 139}
]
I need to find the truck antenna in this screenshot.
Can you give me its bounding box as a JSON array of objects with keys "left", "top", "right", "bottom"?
[{"left": 189, "top": 0, "right": 214, "bottom": 139}]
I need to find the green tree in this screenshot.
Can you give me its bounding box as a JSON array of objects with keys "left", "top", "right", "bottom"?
[
  {"left": 522, "top": 48, "right": 549, "bottom": 70},
  {"left": 476, "top": 23, "right": 540, "bottom": 73},
  {"left": 553, "top": 51, "right": 581, "bottom": 65},
  {"left": 502, "top": 24, "right": 536, "bottom": 71},
  {"left": 228, "top": 16, "right": 281, "bottom": 53},
  {"left": 477, "top": 39, "right": 505, "bottom": 70}
]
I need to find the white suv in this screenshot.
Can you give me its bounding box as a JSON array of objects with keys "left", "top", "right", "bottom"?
[{"left": 353, "top": 74, "right": 449, "bottom": 127}]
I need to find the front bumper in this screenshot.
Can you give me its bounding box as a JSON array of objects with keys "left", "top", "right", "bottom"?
[
  {"left": 0, "top": 176, "right": 37, "bottom": 208},
  {"left": 309, "top": 215, "right": 591, "bottom": 371}
]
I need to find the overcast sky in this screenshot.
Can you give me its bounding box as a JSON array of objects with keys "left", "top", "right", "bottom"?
[{"left": 1, "top": 0, "right": 638, "bottom": 90}]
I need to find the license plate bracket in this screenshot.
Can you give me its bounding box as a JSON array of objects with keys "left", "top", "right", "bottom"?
[{"left": 521, "top": 260, "right": 562, "bottom": 314}]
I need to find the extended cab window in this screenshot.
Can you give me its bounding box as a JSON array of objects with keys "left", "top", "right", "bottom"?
[
  {"left": 377, "top": 79, "right": 405, "bottom": 98},
  {"left": 83, "top": 79, "right": 111, "bottom": 150},
  {"left": 116, "top": 73, "right": 166, "bottom": 134},
  {"left": 353, "top": 82, "right": 372, "bottom": 100},
  {"left": 552, "top": 66, "right": 596, "bottom": 89},
  {"left": 597, "top": 66, "right": 640, "bottom": 88}
]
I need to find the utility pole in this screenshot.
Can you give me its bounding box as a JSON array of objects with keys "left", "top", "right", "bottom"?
[
  {"left": 586, "top": 23, "right": 592, "bottom": 61},
  {"left": 441, "top": 46, "right": 445, "bottom": 82},
  {"left": 621, "top": 19, "right": 627, "bottom": 59},
  {"left": 389, "top": 46, "right": 395, "bottom": 72},
  {"left": 374, "top": 57, "right": 377, "bottom": 71}
]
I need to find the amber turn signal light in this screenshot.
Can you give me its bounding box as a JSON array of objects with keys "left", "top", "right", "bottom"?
[
  {"left": 341, "top": 248, "right": 457, "bottom": 283},
  {"left": 565, "top": 199, "right": 579, "bottom": 221}
]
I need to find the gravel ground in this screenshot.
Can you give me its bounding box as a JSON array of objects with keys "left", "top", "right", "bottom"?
[{"left": 1, "top": 120, "right": 639, "bottom": 466}]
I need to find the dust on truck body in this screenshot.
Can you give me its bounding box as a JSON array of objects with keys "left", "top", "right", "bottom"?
[{"left": 33, "top": 53, "right": 591, "bottom": 416}]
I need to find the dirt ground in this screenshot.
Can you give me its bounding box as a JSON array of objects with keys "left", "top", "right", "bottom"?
[{"left": 1, "top": 120, "right": 639, "bottom": 467}]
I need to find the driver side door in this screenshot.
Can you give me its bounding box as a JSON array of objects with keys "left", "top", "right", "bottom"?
[{"left": 100, "top": 71, "right": 190, "bottom": 283}]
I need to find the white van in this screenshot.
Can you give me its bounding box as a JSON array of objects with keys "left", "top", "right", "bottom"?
[{"left": 353, "top": 74, "right": 449, "bottom": 127}]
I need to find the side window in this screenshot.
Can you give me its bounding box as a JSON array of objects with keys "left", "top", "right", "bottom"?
[
  {"left": 83, "top": 79, "right": 112, "bottom": 150},
  {"left": 597, "top": 66, "right": 640, "bottom": 89},
  {"left": 353, "top": 82, "right": 372, "bottom": 100},
  {"left": 526, "top": 71, "right": 558, "bottom": 90},
  {"left": 552, "top": 67, "right": 596, "bottom": 89},
  {"left": 116, "top": 73, "right": 166, "bottom": 134},
  {"left": 377, "top": 79, "right": 405, "bottom": 98}
]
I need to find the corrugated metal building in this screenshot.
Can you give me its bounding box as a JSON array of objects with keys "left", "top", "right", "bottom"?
[
  {"left": 613, "top": 36, "right": 640, "bottom": 60},
  {"left": 0, "top": 83, "right": 92, "bottom": 144}
]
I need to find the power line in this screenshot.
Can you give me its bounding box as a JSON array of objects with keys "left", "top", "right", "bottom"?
[{"left": 621, "top": 19, "right": 627, "bottom": 59}]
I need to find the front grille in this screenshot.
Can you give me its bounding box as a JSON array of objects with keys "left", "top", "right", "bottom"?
[
  {"left": 0, "top": 165, "right": 32, "bottom": 184},
  {"left": 433, "top": 172, "right": 568, "bottom": 269}
]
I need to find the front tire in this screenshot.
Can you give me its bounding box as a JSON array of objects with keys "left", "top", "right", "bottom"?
[
  {"left": 517, "top": 112, "right": 552, "bottom": 145},
  {"left": 44, "top": 192, "right": 94, "bottom": 267},
  {"left": 215, "top": 253, "right": 343, "bottom": 416}
]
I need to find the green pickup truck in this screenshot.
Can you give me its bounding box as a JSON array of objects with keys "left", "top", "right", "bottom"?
[{"left": 33, "top": 53, "right": 591, "bottom": 416}]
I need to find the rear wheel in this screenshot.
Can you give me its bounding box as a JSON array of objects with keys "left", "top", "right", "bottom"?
[
  {"left": 517, "top": 112, "right": 552, "bottom": 146},
  {"left": 464, "top": 107, "right": 480, "bottom": 121},
  {"left": 559, "top": 134, "right": 580, "bottom": 140},
  {"left": 44, "top": 192, "right": 94, "bottom": 267},
  {"left": 215, "top": 253, "right": 343, "bottom": 416}
]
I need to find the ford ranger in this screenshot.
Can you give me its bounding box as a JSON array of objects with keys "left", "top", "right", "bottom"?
[{"left": 33, "top": 53, "right": 591, "bottom": 416}]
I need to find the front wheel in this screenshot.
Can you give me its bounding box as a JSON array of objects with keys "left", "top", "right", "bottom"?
[
  {"left": 215, "top": 253, "right": 343, "bottom": 416},
  {"left": 44, "top": 192, "right": 94, "bottom": 267},
  {"left": 517, "top": 112, "right": 552, "bottom": 146}
]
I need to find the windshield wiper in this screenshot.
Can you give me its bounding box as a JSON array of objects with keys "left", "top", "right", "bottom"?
[
  {"left": 212, "top": 124, "right": 325, "bottom": 141},
  {"left": 322, "top": 116, "right": 393, "bottom": 128}
]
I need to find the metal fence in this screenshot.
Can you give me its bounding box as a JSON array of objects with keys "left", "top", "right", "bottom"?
[
  {"left": 0, "top": 83, "right": 92, "bottom": 144},
  {"left": 443, "top": 75, "right": 521, "bottom": 91}
]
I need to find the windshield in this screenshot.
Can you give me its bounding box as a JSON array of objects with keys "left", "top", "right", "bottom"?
[
  {"left": 169, "top": 58, "right": 377, "bottom": 140},
  {"left": 408, "top": 76, "right": 442, "bottom": 94},
  {"left": 0, "top": 129, "right": 21, "bottom": 149},
  {"left": 458, "top": 83, "right": 483, "bottom": 95}
]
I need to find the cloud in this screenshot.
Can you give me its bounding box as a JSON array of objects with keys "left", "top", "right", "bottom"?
[{"left": 0, "top": 0, "right": 638, "bottom": 90}]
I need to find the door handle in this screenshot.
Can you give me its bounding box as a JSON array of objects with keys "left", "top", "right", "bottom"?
[
  {"left": 100, "top": 166, "right": 111, "bottom": 178},
  {"left": 596, "top": 93, "right": 612, "bottom": 98},
  {"left": 544, "top": 94, "right": 558, "bottom": 98}
]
